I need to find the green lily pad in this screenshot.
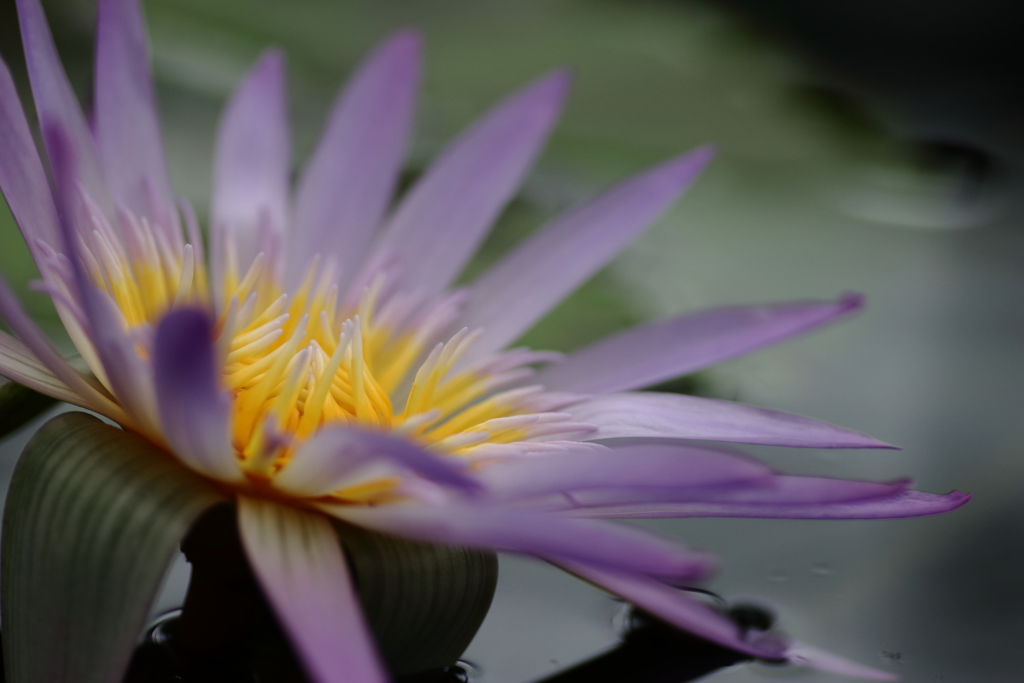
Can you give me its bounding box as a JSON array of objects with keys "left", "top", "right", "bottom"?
[
  {"left": 1, "top": 412, "right": 227, "bottom": 683},
  {"left": 336, "top": 520, "right": 498, "bottom": 676}
]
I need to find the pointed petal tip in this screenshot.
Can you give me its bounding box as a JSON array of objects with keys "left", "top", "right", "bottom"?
[
  {"left": 607, "top": 144, "right": 716, "bottom": 208},
  {"left": 786, "top": 641, "right": 902, "bottom": 681},
  {"left": 838, "top": 291, "right": 866, "bottom": 311},
  {"left": 831, "top": 439, "right": 899, "bottom": 451},
  {"left": 812, "top": 420, "right": 899, "bottom": 450},
  {"left": 522, "top": 67, "right": 574, "bottom": 109},
  {"left": 378, "top": 27, "right": 424, "bottom": 58},
  {"left": 660, "top": 144, "right": 716, "bottom": 184},
  {"left": 691, "top": 550, "right": 719, "bottom": 580},
  {"left": 546, "top": 65, "right": 575, "bottom": 88},
  {"left": 229, "top": 48, "right": 286, "bottom": 103},
  {"left": 877, "top": 489, "right": 972, "bottom": 518},
  {"left": 253, "top": 47, "right": 287, "bottom": 78},
  {"left": 358, "top": 28, "right": 422, "bottom": 91},
  {"left": 947, "top": 490, "right": 972, "bottom": 508},
  {"left": 687, "top": 142, "right": 718, "bottom": 165}
]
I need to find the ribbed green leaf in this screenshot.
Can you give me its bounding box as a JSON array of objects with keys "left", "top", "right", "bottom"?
[
  {"left": 334, "top": 521, "right": 498, "bottom": 676},
  {"left": 0, "top": 377, "right": 57, "bottom": 439},
  {"left": 1, "top": 412, "right": 228, "bottom": 683}
]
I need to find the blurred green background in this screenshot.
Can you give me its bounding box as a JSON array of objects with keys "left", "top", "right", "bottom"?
[{"left": 1, "top": 0, "right": 1022, "bottom": 681}]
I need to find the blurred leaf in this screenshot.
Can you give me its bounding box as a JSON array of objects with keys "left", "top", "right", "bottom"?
[
  {"left": 336, "top": 521, "right": 498, "bottom": 676},
  {"left": 1, "top": 412, "right": 227, "bottom": 683}
]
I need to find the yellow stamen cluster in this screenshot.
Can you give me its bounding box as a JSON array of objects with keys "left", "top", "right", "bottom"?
[
  {"left": 84, "top": 225, "right": 563, "bottom": 491},
  {"left": 83, "top": 208, "right": 208, "bottom": 328}
]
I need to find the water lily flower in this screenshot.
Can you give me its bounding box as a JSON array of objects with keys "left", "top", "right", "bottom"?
[{"left": 0, "top": 0, "right": 968, "bottom": 681}]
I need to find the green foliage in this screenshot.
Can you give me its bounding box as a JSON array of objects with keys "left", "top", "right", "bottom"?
[
  {"left": 1, "top": 412, "right": 227, "bottom": 683},
  {"left": 335, "top": 520, "right": 498, "bottom": 676}
]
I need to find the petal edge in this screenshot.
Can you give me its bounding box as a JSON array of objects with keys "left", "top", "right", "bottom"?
[{"left": 237, "top": 497, "right": 388, "bottom": 683}]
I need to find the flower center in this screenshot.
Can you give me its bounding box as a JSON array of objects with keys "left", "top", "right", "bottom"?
[{"left": 75, "top": 210, "right": 592, "bottom": 495}]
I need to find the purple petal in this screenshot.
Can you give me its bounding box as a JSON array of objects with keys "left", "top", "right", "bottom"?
[
  {"left": 536, "top": 295, "right": 863, "bottom": 394},
  {"left": 153, "top": 308, "right": 242, "bottom": 483},
  {"left": 76, "top": 287, "right": 162, "bottom": 431},
  {"left": 365, "top": 69, "right": 569, "bottom": 299},
  {"left": 567, "top": 392, "right": 896, "bottom": 448},
  {"left": 553, "top": 559, "right": 787, "bottom": 659},
  {"left": 476, "top": 443, "right": 771, "bottom": 502},
  {"left": 325, "top": 502, "right": 715, "bottom": 581},
  {"left": 0, "top": 329, "right": 85, "bottom": 405},
  {"left": 289, "top": 31, "right": 420, "bottom": 293},
  {"left": 567, "top": 489, "right": 971, "bottom": 520},
  {"left": 237, "top": 497, "right": 388, "bottom": 683},
  {"left": 93, "top": 0, "right": 177, "bottom": 241},
  {"left": 0, "top": 268, "right": 124, "bottom": 420},
  {"left": 457, "top": 146, "right": 714, "bottom": 365},
  {"left": 16, "top": 0, "right": 113, "bottom": 216},
  {"left": 212, "top": 50, "right": 290, "bottom": 284},
  {"left": 45, "top": 125, "right": 158, "bottom": 429},
  {"left": 0, "top": 89, "right": 97, "bottom": 386},
  {"left": 786, "top": 641, "right": 900, "bottom": 681},
  {"left": 275, "top": 424, "right": 480, "bottom": 497},
  {"left": 0, "top": 55, "right": 62, "bottom": 250},
  {"left": 566, "top": 475, "right": 910, "bottom": 508},
  {"left": 40, "top": 121, "right": 170, "bottom": 434}
]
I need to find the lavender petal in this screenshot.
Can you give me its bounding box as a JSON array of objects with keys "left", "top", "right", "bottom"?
[
  {"left": 457, "top": 147, "right": 714, "bottom": 365},
  {"left": 212, "top": 50, "right": 290, "bottom": 284},
  {"left": 237, "top": 497, "right": 388, "bottom": 683},
  {"left": 568, "top": 392, "right": 896, "bottom": 448},
  {"left": 289, "top": 30, "right": 420, "bottom": 293},
  {"left": 16, "top": 0, "right": 113, "bottom": 217},
  {"left": 562, "top": 475, "right": 910, "bottom": 509},
  {"left": 786, "top": 641, "right": 900, "bottom": 681},
  {"left": 476, "top": 442, "right": 772, "bottom": 502},
  {"left": 536, "top": 295, "right": 864, "bottom": 394},
  {"left": 325, "top": 502, "right": 715, "bottom": 581},
  {"left": 364, "top": 69, "right": 569, "bottom": 300},
  {"left": 0, "top": 329, "right": 84, "bottom": 405},
  {"left": 0, "top": 55, "right": 62, "bottom": 250},
  {"left": 93, "top": 0, "right": 177, "bottom": 242},
  {"left": 275, "top": 424, "right": 480, "bottom": 497},
  {"left": 153, "top": 308, "right": 242, "bottom": 483},
  {"left": 77, "top": 277, "right": 162, "bottom": 434},
  {"left": 566, "top": 489, "right": 971, "bottom": 520},
  {"left": 0, "top": 264, "right": 123, "bottom": 421}
]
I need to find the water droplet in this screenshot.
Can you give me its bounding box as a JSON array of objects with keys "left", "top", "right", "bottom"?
[
  {"left": 880, "top": 651, "right": 905, "bottom": 665},
  {"left": 455, "top": 660, "right": 481, "bottom": 682},
  {"left": 145, "top": 609, "right": 182, "bottom": 648},
  {"left": 728, "top": 603, "right": 775, "bottom": 632}
]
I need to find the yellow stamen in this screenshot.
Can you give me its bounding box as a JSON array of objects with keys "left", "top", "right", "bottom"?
[{"left": 84, "top": 222, "right": 564, "bottom": 497}]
